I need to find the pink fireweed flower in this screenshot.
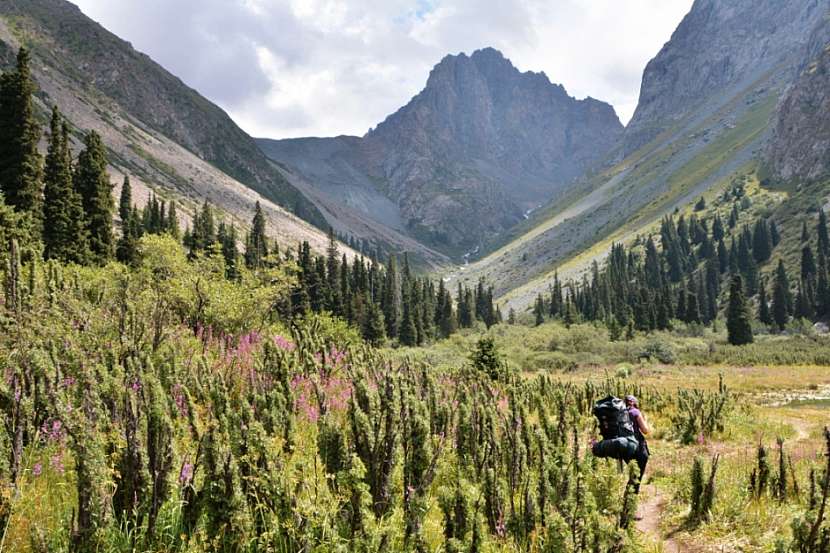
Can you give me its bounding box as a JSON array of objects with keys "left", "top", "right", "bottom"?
[
  {"left": 32, "top": 462, "right": 42, "bottom": 477},
  {"left": 41, "top": 419, "right": 64, "bottom": 443},
  {"left": 130, "top": 379, "right": 142, "bottom": 392},
  {"left": 61, "top": 377, "right": 76, "bottom": 388},
  {"left": 273, "top": 335, "right": 296, "bottom": 351},
  {"left": 172, "top": 384, "right": 188, "bottom": 418},
  {"left": 179, "top": 462, "right": 194, "bottom": 485},
  {"left": 50, "top": 453, "right": 65, "bottom": 474},
  {"left": 697, "top": 433, "right": 706, "bottom": 445}
]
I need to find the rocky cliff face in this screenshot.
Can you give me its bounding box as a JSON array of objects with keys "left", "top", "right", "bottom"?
[
  {"left": 625, "top": 0, "right": 826, "bottom": 155},
  {"left": 259, "top": 48, "right": 622, "bottom": 257},
  {"left": 0, "top": 0, "right": 325, "bottom": 228},
  {"left": 766, "top": 12, "right": 830, "bottom": 181}
]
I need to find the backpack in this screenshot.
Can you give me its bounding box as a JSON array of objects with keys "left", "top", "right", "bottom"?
[{"left": 592, "top": 395, "right": 635, "bottom": 440}]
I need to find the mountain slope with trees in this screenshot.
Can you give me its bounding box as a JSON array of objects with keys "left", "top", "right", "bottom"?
[
  {"left": 449, "top": 0, "right": 830, "bottom": 312},
  {"left": 0, "top": 0, "right": 347, "bottom": 258}
]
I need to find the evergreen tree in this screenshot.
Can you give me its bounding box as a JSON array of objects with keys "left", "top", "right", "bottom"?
[
  {"left": 533, "top": 294, "right": 545, "bottom": 326},
  {"left": 818, "top": 210, "right": 829, "bottom": 257},
  {"left": 752, "top": 219, "right": 772, "bottom": 263},
  {"left": 726, "top": 275, "right": 753, "bottom": 345},
  {"left": 801, "top": 220, "right": 810, "bottom": 243},
  {"left": 801, "top": 244, "right": 816, "bottom": 283},
  {"left": 817, "top": 250, "right": 830, "bottom": 318},
  {"left": 116, "top": 208, "right": 140, "bottom": 265},
  {"left": 758, "top": 278, "right": 772, "bottom": 326},
  {"left": 166, "top": 201, "right": 180, "bottom": 239},
  {"left": 770, "top": 220, "right": 781, "bottom": 247},
  {"left": 118, "top": 176, "right": 132, "bottom": 224},
  {"left": 189, "top": 201, "right": 216, "bottom": 254},
  {"left": 712, "top": 214, "right": 725, "bottom": 242},
  {"left": 362, "top": 300, "right": 386, "bottom": 346},
  {"left": 717, "top": 238, "right": 729, "bottom": 274},
  {"left": 74, "top": 131, "right": 114, "bottom": 262},
  {"left": 42, "top": 107, "right": 88, "bottom": 264},
  {"left": 795, "top": 279, "right": 815, "bottom": 321},
  {"left": 325, "top": 227, "right": 342, "bottom": 315},
  {"left": 382, "top": 255, "right": 400, "bottom": 338},
  {"left": 218, "top": 222, "right": 240, "bottom": 280},
  {"left": 772, "top": 260, "right": 791, "bottom": 331},
  {"left": 245, "top": 201, "right": 269, "bottom": 269},
  {"left": 0, "top": 48, "right": 43, "bottom": 227},
  {"left": 398, "top": 297, "right": 417, "bottom": 346}
]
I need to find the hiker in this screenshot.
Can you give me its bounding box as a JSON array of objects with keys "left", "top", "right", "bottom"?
[
  {"left": 625, "top": 395, "right": 650, "bottom": 494},
  {"left": 590, "top": 395, "right": 638, "bottom": 461}
]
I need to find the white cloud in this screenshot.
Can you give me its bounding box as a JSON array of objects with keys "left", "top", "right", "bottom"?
[{"left": 72, "top": 0, "right": 692, "bottom": 138}]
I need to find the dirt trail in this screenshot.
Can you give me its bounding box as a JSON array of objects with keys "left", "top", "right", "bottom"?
[
  {"left": 636, "top": 484, "right": 684, "bottom": 552},
  {"left": 636, "top": 412, "right": 815, "bottom": 551}
]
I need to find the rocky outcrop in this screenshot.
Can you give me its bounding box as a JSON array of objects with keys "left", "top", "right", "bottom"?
[
  {"left": 625, "top": 0, "right": 827, "bottom": 155},
  {"left": 0, "top": 0, "right": 326, "bottom": 228},
  {"left": 259, "top": 48, "right": 622, "bottom": 256},
  {"left": 766, "top": 12, "right": 830, "bottom": 181}
]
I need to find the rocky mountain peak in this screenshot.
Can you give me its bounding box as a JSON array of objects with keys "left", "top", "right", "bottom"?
[
  {"left": 624, "top": 0, "right": 827, "bottom": 155},
  {"left": 261, "top": 47, "right": 623, "bottom": 257}
]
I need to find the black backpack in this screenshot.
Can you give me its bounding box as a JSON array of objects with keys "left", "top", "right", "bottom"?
[{"left": 592, "top": 395, "right": 635, "bottom": 440}]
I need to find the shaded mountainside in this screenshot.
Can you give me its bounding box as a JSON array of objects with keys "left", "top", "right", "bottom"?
[
  {"left": 624, "top": 0, "right": 824, "bottom": 156},
  {"left": 0, "top": 0, "right": 326, "bottom": 229},
  {"left": 0, "top": 0, "right": 353, "bottom": 258},
  {"left": 258, "top": 48, "right": 622, "bottom": 258},
  {"left": 766, "top": 10, "right": 830, "bottom": 181},
  {"left": 449, "top": 0, "right": 830, "bottom": 311}
]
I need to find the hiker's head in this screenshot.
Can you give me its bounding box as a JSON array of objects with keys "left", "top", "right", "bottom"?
[{"left": 625, "top": 395, "right": 639, "bottom": 408}]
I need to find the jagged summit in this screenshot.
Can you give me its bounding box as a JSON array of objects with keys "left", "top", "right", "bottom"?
[{"left": 259, "top": 47, "right": 622, "bottom": 257}]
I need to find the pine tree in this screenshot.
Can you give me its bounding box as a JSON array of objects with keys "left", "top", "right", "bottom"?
[
  {"left": 802, "top": 220, "right": 810, "bottom": 243},
  {"left": 118, "top": 176, "right": 132, "bottom": 224},
  {"left": 795, "top": 279, "right": 815, "bottom": 321},
  {"left": 772, "top": 260, "right": 791, "bottom": 331},
  {"left": 42, "top": 107, "right": 89, "bottom": 264},
  {"left": 801, "top": 244, "right": 816, "bottom": 283},
  {"left": 533, "top": 294, "right": 545, "bottom": 326},
  {"left": 166, "top": 201, "right": 180, "bottom": 239},
  {"left": 362, "top": 301, "right": 386, "bottom": 346},
  {"left": 817, "top": 250, "right": 830, "bottom": 318},
  {"left": 758, "top": 278, "right": 772, "bottom": 326},
  {"left": 189, "top": 200, "right": 216, "bottom": 254},
  {"left": 0, "top": 48, "right": 43, "bottom": 228},
  {"left": 245, "top": 201, "right": 269, "bottom": 269},
  {"left": 726, "top": 275, "right": 753, "bottom": 345},
  {"left": 382, "top": 255, "right": 400, "bottom": 338},
  {"left": 325, "top": 227, "right": 342, "bottom": 315},
  {"left": 752, "top": 219, "right": 772, "bottom": 263},
  {"left": 398, "top": 297, "right": 417, "bottom": 346},
  {"left": 218, "top": 222, "right": 240, "bottom": 280},
  {"left": 770, "top": 220, "right": 781, "bottom": 247},
  {"left": 712, "top": 214, "right": 725, "bottom": 242},
  {"left": 818, "top": 210, "right": 829, "bottom": 257},
  {"left": 74, "top": 131, "right": 114, "bottom": 262}
]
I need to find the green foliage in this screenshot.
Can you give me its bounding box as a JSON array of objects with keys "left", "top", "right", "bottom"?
[
  {"left": 727, "top": 275, "right": 753, "bottom": 345},
  {"left": 74, "top": 131, "right": 115, "bottom": 263},
  {"left": 469, "top": 336, "right": 505, "bottom": 380}
]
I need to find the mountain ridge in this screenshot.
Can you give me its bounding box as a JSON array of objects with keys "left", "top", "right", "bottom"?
[{"left": 258, "top": 47, "right": 623, "bottom": 258}]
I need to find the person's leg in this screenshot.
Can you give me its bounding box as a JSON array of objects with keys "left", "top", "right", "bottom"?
[{"left": 634, "top": 452, "right": 648, "bottom": 494}]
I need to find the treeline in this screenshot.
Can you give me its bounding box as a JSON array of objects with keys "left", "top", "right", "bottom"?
[
  {"left": 288, "top": 239, "right": 501, "bottom": 346},
  {"left": 533, "top": 200, "right": 778, "bottom": 334},
  {"left": 534, "top": 186, "right": 830, "bottom": 341}
]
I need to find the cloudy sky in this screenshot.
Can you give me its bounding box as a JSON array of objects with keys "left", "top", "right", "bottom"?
[{"left": 72, "top": 0, "right": 693, "bottom": 139}]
